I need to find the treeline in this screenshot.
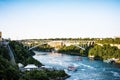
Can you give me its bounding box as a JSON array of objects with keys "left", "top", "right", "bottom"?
[
  {"left": 97, "top": 38, "right": 120, "bottom": 44},
  {"left": 88, "top": 44, "right": 120, "bottom": 60},
  {"left": 58, "top": 45, "right": 91, "bottom": 56},
  {"left": 20, "top": 69, "right": 68, "bottom": 80},
  {"left": 58, "top": 45, "right": 81, "bottom": 54},
  {"left": 34, "top": 44, "right": 54, "bottom": 52},
  {"left": 21, "top": 37, "right": 96, "bottom": 41},
  {"left": 42, "top": 38, "right": 96, "bottom": 40}
]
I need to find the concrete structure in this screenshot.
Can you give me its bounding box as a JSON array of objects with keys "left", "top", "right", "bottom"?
[
  {"left": 48, "top": 41, "right": 64, "bottom": 48},
  {"left": 28, "top": 40, "right": 95, "bottom": 51}
]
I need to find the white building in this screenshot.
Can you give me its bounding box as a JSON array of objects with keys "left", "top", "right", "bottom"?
[{"left": 24, "top": 64, "right": 38, "bottom": 71}]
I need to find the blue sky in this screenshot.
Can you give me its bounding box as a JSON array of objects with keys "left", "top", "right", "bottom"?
[{"left": 0, "top": 0, "right": 120, "bottom": 40}]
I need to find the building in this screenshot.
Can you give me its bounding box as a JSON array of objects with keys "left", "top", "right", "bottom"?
[
  {"left": 48, "top": 41, "right": 64, "bottom": 48},
  {"left": 24, "top": 64, "right": 38, "bottom": 71}
]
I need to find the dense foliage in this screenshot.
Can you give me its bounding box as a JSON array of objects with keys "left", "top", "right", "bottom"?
[
  {"left": 59, "top": 45, "right": 80, "bottom": 53},
  {"left": 58, "top": 45, "right": 90, "bottom": 56},
  {"left": 20, "top": 69, "right": 68, "bottom": 80},
  {"left": 0, "top": 55, "right": 20, "bottom": 80},
  {"left": 9, "top": 41, "right": 42, "bottom": 66},
  {"left": 58, "top": 45, "right": 81, "bottom": 54},
  {"left": 88, "top": 44, "right": 120, "bottom": 60},
  {"left": 35, "top": 44, "right": 54, "bottom": 52}
]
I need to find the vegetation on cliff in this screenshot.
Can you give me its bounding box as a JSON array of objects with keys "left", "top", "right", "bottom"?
[
  {"left": 34, "top": 44, "right": 54, "bottom": 52},
  {"left": 20, "top": 69, "right": 68, "bottom": 80},
  {"left": 9, "top": 41, "right": 42, "bottom": 66},
  {"left": 58, "top": 45, "right": 92, "bottom": 56},
  {"left": 88, "top": 44, "right": 120, "bottom": 60}
]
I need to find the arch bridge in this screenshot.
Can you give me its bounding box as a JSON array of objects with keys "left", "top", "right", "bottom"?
[{"left": 28, "top": 40, "right": 94, "bottom": 51}]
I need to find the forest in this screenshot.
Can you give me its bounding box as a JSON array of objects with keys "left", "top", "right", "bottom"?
[{"left": 88, "top": 44, "right": 120, "bottom": 61}]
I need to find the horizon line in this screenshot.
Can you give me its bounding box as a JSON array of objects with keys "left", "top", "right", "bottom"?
[{"left": 3, "top": 36, "right": 119, "bottom": 40}]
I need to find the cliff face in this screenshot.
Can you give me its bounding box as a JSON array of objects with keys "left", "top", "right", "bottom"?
[
  {"left": 7, "top": 44, "right": 16, "bottom": 65},
  {"left": 0, "top": 41, "right": 16, "bottom": 66}
]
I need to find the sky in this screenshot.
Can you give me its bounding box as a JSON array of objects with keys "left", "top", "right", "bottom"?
[{"left": 0, "top": 0, "right": 120, "bottom": 40}]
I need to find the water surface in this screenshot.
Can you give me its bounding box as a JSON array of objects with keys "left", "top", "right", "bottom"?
[{"left": 33, "top": 51, "right": 120, "bottom": 80}]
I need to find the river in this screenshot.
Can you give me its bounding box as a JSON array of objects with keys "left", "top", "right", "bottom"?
[{"left": 33, "top": 51, "right": 120, "bottom": 80}]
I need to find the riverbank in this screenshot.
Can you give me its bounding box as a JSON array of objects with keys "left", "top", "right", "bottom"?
[
  {"left": 20, "top": 68, "right": 70, "bottom": 80},
  {"left": 88, "top": 44, "right": 120, "bottom": 65}
]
